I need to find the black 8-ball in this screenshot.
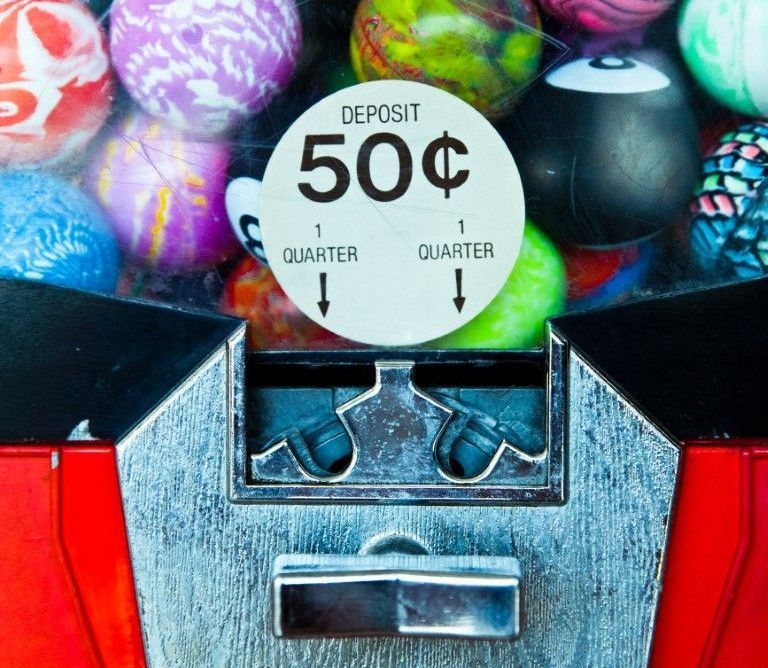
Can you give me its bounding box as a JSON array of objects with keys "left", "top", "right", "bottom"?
[{"left": 507, "top": 56, "right": 699, "bottom": 247}]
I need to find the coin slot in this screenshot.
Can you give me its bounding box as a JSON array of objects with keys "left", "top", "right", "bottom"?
[{"left": 242, "top": 349, "right": 558, "bottom": 500}]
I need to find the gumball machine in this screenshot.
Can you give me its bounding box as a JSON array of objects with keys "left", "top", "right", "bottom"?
[{"left": 1, "top": 1, "right": 768, "bottom": 667}]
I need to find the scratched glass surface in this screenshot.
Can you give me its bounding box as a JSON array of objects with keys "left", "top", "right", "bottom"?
[{"left": 0, "top": 0, "right": 758, "bottom": 350}]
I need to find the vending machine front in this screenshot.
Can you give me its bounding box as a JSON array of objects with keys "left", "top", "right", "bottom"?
[
  {"left": 2, "top": 276, "right": 766, "bottom": 667},
  {"left": 0, "top": 1, "right": 767, "bottom": 667}
]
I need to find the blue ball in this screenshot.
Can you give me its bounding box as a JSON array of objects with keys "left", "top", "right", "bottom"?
[
  {"left": 0, "top": 171, "right": 120, "bottom": 292},
  {"left": 719, "top": 180, "right": 768, "bottom": 278}
]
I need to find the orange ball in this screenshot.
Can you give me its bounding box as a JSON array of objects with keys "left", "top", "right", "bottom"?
[{"left": 220, "top": 256, "right": 349, "bottom": 350}]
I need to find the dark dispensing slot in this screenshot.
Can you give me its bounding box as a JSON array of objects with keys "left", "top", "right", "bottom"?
[{"left": 246, "top": 348, "right": 547, "bottom": 389}]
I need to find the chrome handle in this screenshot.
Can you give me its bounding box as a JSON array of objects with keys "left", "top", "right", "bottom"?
[{"left": 272, "top": 553, "right": 521, "bottom": 640}]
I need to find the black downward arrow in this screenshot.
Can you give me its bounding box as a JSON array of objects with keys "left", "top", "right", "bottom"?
[
  {"left": 318, "top": 272, "right": 330, "bottom": 317},
  {"left": 453, "top": 268, "right": 465, "bottom": 313}
]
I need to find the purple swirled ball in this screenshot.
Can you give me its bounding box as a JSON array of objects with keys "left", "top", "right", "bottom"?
[
  {"left": 86, "top": 110, "right": 238, "bottom": 270},
  {"left": 109, "top": 0, "right": 302, "bottom": 138}
]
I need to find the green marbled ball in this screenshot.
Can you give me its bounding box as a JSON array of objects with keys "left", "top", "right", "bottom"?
[
  {"left": 350, "top": 0, "right": 543, "bottom": 118},
  {"left": 427, "top": 220, "right": 566, "bottom": 350},
  {"left": 679, "top": 0, "right": 768, "bottom": 116}
]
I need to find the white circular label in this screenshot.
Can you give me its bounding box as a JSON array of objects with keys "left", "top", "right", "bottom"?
[{"left": 259, "top": 80, "right": 525, "bottom": 346}]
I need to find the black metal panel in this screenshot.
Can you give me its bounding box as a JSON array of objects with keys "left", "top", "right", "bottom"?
[
  {"left": 552, "top": 277, "right": 768, "bottom": 441},
  {"left": 0, "top": 279, "right": 241, "bottom": 442},
  {"left": 6, "top": 273, "right": 763, "bottom": 445}
]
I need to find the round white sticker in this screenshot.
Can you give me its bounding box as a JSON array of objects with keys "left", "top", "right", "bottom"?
[{"left": 259, "top": 80, "right": 525, "bottom": 346}]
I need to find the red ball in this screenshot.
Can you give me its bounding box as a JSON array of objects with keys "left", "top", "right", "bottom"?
[
  {"left": 562, "top": 241, "right": 655, "bottom": 308},
  {"left": 564, "top": 245, "right": 627, "bottom": 299},
  {"left": 0, "top": 0, "right": 113, "bottom": 167},
  {"left": 220, "top": 256, "right": 349, "bottom": 350}
]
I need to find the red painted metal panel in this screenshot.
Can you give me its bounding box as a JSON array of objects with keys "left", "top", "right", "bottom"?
[
  {"left": 651, "top": 441, "right": 768, "bottom": 668},
  {"left": 0, "top": 444, "right": 146, "bottom": 668}
]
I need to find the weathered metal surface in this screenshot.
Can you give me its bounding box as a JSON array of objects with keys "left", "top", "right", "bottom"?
[
  {"left": 247, "top": 364, "right": 552, "bottom": 494},
  {"left": 237, "top": 338, "right": 566, "bottom": 504},
  {"left": 117, "top": 328, "right": 678, "bottom": 667}
]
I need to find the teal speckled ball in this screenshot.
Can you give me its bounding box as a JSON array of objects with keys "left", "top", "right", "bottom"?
[
  {"left": 679, "top": 0, "right": 768, "bottom": 116},
  {"left": 427, "top": 221, "right": 566, "bottom": 349}
]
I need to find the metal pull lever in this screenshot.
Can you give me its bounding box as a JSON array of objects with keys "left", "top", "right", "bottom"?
[{"left": 272, "top": 553, "right": 521, "bottom": 640}]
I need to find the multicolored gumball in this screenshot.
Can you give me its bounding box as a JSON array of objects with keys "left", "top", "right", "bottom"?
[
  {"left": 117, "top": 264, "right": 227, "bottom": 310},
  {"left": 86, "top": 111, "right": 239, "bottom": 271},
  {"left": 690, "top": 123, "right": 768, "bottom": 277},
  {"left": 220, "top": 256, "right": 348, "bottom": 350},
  {"left": 350, "top": 0, "right": 543, "bottom": 118},
  {"left": 563, "top": 240, "right": 655, "bottom": 309},
  {"left": 679, "top": 0, "right": 768, "bottom": 117},
  {"left": 109, "top": 0, "right": 302, "bottom": 138},
  {"left": 506, "top": 55, "right": 699, "bottom": 246},
  {"left": 538, "top": 0, "right": 674, "bottom": 33},
  {"left": 426, "top": 221, "right": 566, "bottom": 350},
  {"left": 0, "top": 0, "right": 113, "bottom": 167},
  {"left": 0, "top": 171, "right": 119, "bottom": 292},
  {"left": 724, "top": 180, "right": 768, "bottom": 277}
]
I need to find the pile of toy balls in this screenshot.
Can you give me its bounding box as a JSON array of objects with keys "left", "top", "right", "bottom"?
[{"left": 2, "top": 0, "right": 768, "bottom": 350}]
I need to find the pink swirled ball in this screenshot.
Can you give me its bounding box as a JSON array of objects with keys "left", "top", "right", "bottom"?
[
  {"left": 537, "top": 0, "right": 674, "bottom": 32},
  {"left": 109, "top": 0, "right": 302, "bottom": 138}
]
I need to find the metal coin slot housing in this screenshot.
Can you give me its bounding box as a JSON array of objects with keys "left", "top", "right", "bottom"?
[{"left": 232, "top": 347, "right": 566, "bottom": 504}]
